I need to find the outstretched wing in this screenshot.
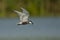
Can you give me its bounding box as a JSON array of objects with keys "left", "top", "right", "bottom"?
[
  {"left": 14, "top": 10, "right": 22, "bottom": 16},
  {"left": 14, "top": 8, "right": 30, "bottom": 22},
  {"left": 21, "top": 8, "right": 29, "bottom": 16},
  {"left": 14, "top": 10, "right": 23, "bottom": 22},
  {"left": 20, "top": 8, "right": 30, "bottom": 22}
]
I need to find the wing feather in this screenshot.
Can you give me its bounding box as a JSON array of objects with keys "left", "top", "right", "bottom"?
[
  {"left": 21, "top": 8, "right": 29, "bottom": 16},
  {"left": 14, "top": 8, "right": 29, "bottom": 22},
  {"left": 14, "top": 10, "right": 22, "bottom": 16}
]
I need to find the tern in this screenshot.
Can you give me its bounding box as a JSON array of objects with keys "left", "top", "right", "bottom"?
[{"left": 14, "top": 8, "right": 33, "bottom": 25}]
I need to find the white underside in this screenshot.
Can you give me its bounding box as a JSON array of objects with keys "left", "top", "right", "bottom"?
[{"left": 17, "top": 22, "right": 22, "bottom": 24}]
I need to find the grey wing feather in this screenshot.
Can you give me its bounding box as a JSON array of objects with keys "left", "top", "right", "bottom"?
[
  {"left": 21, "top": 8, "right": 29, "bottom": 16},
  {"left": 14, "top": 10, "right": 23, "bottom": 22},
  {"left": 14, "top": 8, "right": 29, "bottom": 22},
  {"left": 14, "top": 10, "right": 22, "bottom": 16}
]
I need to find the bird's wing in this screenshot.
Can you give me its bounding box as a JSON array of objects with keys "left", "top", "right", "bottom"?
[
  {"left": 21, "top": 8, "right": 29, "bottom": 16},
  {"left": 14, "top": 10, "right": 22, "bottom": 16},
  {"left": 14, "top": 8, "right": 29, "bottom": 22},
  {"left": 14, "top": 10, "right": 23, "bottom": 21},
  {"left": 20, "top": 8, "right": 30, "bottom": 22}
]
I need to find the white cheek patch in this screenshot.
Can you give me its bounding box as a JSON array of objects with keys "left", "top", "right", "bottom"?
[{"left": 29, "top": 22, "right": 32, "bottom": 24}]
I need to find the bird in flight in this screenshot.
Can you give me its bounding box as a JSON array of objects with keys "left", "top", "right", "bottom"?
[{"left": 14, "top": 7, "right": 33, "bottom": 25}]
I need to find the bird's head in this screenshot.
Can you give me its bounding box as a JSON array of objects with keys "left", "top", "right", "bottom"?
[{"left": 29, "top": 20, "right": 33, "bottom": 24}]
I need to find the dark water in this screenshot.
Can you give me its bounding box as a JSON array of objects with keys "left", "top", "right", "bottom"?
[{"left": 0, "top": 17, "right": 60, "bottom": 40}]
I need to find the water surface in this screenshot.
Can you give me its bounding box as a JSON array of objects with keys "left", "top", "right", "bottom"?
[{"left": 0, "top": 17, "right": 60, "bottom": 40}]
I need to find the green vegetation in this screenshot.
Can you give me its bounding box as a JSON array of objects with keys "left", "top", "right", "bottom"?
[{"left": 0, "top": 0, "right": 60, "bottom": 18}]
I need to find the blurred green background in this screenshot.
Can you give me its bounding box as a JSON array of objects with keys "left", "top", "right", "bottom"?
[{"left": 0, "top": 0, "right": 60, "bottom": 18}]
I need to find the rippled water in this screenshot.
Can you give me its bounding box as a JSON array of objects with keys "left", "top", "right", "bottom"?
[{"left": 0, "top": 17, "right": 60, "bottom": 40}]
